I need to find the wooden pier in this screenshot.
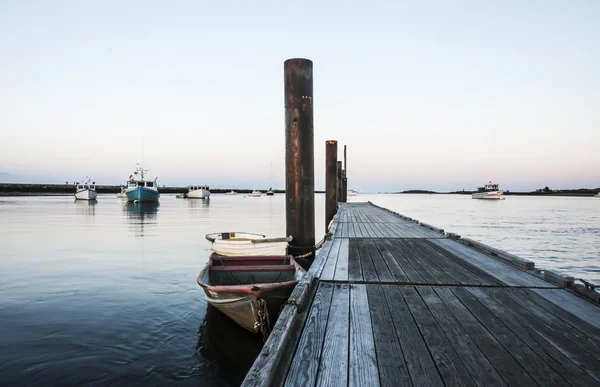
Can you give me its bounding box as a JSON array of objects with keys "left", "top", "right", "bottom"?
[{"left": 243, "top": 202, "right": 600, "bottom": 387}]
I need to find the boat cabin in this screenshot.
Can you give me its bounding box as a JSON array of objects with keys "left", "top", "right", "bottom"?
[
  {"left": 188, "top": 185, "right": 209, "bottom": 192},
  {"left": 76, "top": 182, "right": 96, "bottom": 191},
  {"left": 477, "top": 182, "right": 499, "bottom": 192},
  {"left": 128, "top": 181, "right": 155, "bottom": 188}
]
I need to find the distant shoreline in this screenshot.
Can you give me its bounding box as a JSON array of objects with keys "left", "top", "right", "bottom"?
[
  {"left": 0, "top": 183, "right": 328, "bottom": 196},
  {"left": 394, "top": 189, "right": 600, "bottom": 197}
]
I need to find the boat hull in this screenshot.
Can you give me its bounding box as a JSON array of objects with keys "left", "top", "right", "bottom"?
[
  {"left": 75, "top": 189, "right": 97, "bottom": 200},
  {"left": 201, "top": 287, "right": 294, "bottom": 333},
  {"left": 472, "top": 191, "right": 504, "bottom": 200},
  {"left": 197, "top": 255, "right": 305, "bottom": 333},
  {"left": 188, "top": 189, "right": 211, "bottom": 199},
  {"left": 126, "top": 187, "right": 160, "bottom": 202}
]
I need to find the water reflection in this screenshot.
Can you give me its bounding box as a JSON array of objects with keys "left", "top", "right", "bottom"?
[
  {"left": 197, "top": 305, "right": 263, "bottom": 386},
  {"left": 123, "top": 202, "right": 159, "bottom": 237},
  {"left": 74, "top": 199, "right": 97, "bottom": 218},
  {"left": 188, "top": 198, "right": 210, "bottom": 208}
]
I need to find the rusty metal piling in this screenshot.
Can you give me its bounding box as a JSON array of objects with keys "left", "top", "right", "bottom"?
[{"left": 284, "top": 58, "right": 315, "bottom": 258}]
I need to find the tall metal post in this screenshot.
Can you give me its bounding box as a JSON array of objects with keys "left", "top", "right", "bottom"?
[
  {"left": 342, "top": 145, "right": 348, "bottom": 202},
  {"left": 336, "top": 161, "right": 343, "bottom": 203},
  {"left": 285, "top": 58, "right": 315, "bottom": 258},
  {"left": 341, "top": 170, "right": 347, "bottom": 202},
  {"left": 325, "top": 140, "right": 338, "bottom": 231}
]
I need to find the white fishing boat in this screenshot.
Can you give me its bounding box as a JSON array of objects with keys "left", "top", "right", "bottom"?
[
  {"left": 225, "top": 191, "right": 237, "bottom": 195},
  {"left": 472, "top": 182, "right": 505, "bottom": 200},
  {"left": 74, "top": 178, "right": 98, "bottom": 200},
  {"left": 248, "top": 190, "right": 262, "bottom": 197},
  {"left": 117, "top": 186, "right": 127, "bottom": 198},
  {"left": 197, "top": 255, "right": 305, "bottom": 333},
  {"left": 265, "top": 188, "right": 274, "bottom": 196},
  {"left": 347, "top": 189, "right": 358, "bottom": 197},
  {"left": 188, "top": 185, "right": 211, "bottom": 199},
  {"left": 206, "top": 232, "right": 291, "bottom": 256}
]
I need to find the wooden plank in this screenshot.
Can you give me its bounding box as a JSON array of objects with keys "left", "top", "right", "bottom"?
[
  {"left": 348, "top": 238, "right": 363, "bottom": 281},
  {"left": 479, "top": 288, "right": 600, "bottom": 382},
  {"left": 359, "top": 223, "right": 370, "bottom": 238},
  {"left": 358, "top": 238, "right": 379, "bottom": 282},
  {"left": 523, "top": 289, "right": 600, "bottom": 339},
  {"left": 475, "top": 288, "right": 600, "bottom": 387},
  {"left": 366, "top": 285, "right": 412, "bottom": 387},
  {"left": 348, "top": 222, "right": 356, "bottom": 238},
  {"left": 342, "top": 220, "right": 350, "bottom": 238},
  {"left": 509, "top": 289, "right": 600, "bottom": 349},
  {"left": 320, "top": 238, "right": 341, "bottom": 281},
  {"left": 531, "top": 288, "right": 600, "bottom": 330},
  {"left": 365, "top": 239, "right": 394, "bottom": 282},
  {"left": 316, "top": 284, "right": 350, "bottom": 387},
  {"left": 400, "top": 286, "right": 476, "bottom": 387},
  {"left": 381, "top": 239, "right": 424, "bottom": 283},
  {"left": 454, "top": 287, "right": 570, "bottom": 386},
  {"left": 383, "top": 286, "right": 444, "bottom": 386},
  {"left": 408, "top": 239, "right": 493, "bottom": 285},
  {"left": 423, "top": 239, "right": 504, "bottom": 286},
  {"left": 430, "top": 239, "right": 556, "bottom": 288},
  {"left": 416, "top": 287, "right": 508, "bottom": 386},
  {"left": 284, "top": 283, "right": 335, "bottom": 386},
  {"left": 392, "top": 239, "right": 440, "bottom": 284},
  {"left": 400, "top": 239, "right": 457, "bottom": 284},
  {"left": 433, "top": 287, "right": 536, "bottom": 387},
  {"left": 349, "top": 285, "right": 380, "bottom": 387},
  {"left": 333, "top": 238, "right": 349, "bottom": 282},
  {"left": 373, "top": 239, "right": 410, "bottom": 283}
]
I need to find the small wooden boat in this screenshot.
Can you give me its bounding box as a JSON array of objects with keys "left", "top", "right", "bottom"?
[
  {"left": 206, "top": 232, "right": 291, "bottom": 256},
  {"left": 197, "top": 255, "right": 305, "bottom": 333}
]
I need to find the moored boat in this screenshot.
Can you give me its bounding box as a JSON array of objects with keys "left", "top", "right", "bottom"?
[
  {"left": 197, "top": 255, "right": 305, "bottom": 333},
  {"left": 248, "top": 190, "right": 262, "bottom": 197},
  {"left": 74, "top": 178, "right": 98, "bottom": 200},
  {"left": 265, "top": 188, "right": 274, "bottom": 196},
  {"left": 188, "top": 185, "right": 211, "bottom": 199},
  {"left": 225, "top": 190, "right": 237, "bottom": 195},
  {"left": 125, "top": 164, "right": 160, "bottom": 203},
  {"left": 472, "top": 182, "right": 505, "bottom": 200},
  {"left": 117, "top": 186, "right": 127, "bottom": 198},
  {"left": 595, "top": 192, "right": 600, "bottom": 198},
  {"left": 347, "top": 189, "right": 358, "bottom": 197},
  {"left": 206, "top": 232, "right": 291, "bottom": 256}
]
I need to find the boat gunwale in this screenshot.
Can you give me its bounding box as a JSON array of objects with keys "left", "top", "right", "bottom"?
[
  {"left": 197, "top": 255, "right": 305, "bottom": 297},
  {"left": 205, "top": 232, "right": 267, "bottom": 242}
]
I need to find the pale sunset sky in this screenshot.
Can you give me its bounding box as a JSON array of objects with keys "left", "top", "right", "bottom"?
[{"left": 0, "top": 1, "right": 598, "bottom": 192}]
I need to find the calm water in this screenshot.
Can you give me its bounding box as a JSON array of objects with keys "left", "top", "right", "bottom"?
[{"left": 1, "top": 193, "right": 599, "bottom": 386}]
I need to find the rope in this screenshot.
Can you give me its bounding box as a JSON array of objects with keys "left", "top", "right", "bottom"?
[
  {"left": 287, "top": 232, "right": 332, "bottom": 258},
  {"left": 575, "top": 278, "right": 599, "bottom": 291},
  {"left": 255, "top": 298, "right": 271, "bottom": 342}
]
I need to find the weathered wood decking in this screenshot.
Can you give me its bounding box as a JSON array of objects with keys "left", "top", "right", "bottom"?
[{"left": 243, "top": 202, "right": 600, "bottom": 387}]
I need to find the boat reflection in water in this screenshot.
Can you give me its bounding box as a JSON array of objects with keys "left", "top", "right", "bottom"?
[
  {"left": 123, "top": 201, "right": 159, "bottom": 237},
  {"left": 75, "top": 198, "right": 97, "bottom": 219},
  {"left": 197, "top": 304, "right": 263, "bottom": 386}
]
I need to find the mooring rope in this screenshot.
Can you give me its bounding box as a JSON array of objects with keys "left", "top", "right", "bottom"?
[{"left": 287, "top": 232, "right": 332, "bottom": 258}]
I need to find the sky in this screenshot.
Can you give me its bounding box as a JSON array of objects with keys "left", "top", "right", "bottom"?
[{"left": 0, "top": 0, "right": 598, "bottom": 192}]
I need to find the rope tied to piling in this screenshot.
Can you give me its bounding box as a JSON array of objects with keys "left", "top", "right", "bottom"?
[{"left": 287, "top": 232, "right": 332, "bottom": 258}]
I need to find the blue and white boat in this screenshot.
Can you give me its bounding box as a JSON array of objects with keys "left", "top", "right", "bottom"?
[{"left": 125, "top": 164, "right": 160, "bottom": 203}]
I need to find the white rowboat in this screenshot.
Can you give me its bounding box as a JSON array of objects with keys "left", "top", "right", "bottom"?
[{"left": 206, "top": 232, "right": 291, "bottom": 257}]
